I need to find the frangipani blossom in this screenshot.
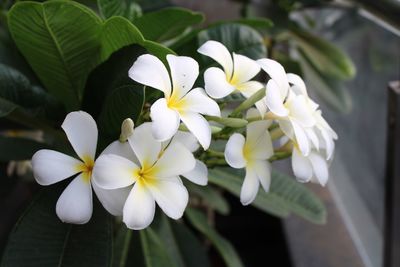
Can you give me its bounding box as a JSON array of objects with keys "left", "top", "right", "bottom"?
[
  {"left": 224, "top": 121, "right": 273, "bottom": 205},
  {"left": 93, "top": 123, "right": 195, "bottom": 230},
  {"left": 292, "top": 147, "right": 329, "bottom": 186},
  {"left": 129, "top": 54, "right": 220, "bottom": 150},
  {"left": 32, "top": 111, "right": 98, "bottom": 224},
  {"left": 198, "top": 40, "right": 267, "bottom": 115}
]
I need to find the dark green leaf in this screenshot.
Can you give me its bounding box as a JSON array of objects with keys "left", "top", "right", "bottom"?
[
  {"left": 0, "top": 97, "right": 17, "bottom": 117},
  {"left": 185, "top": 208, "right": 244, "bottom": 267},
  {"left": 98, "top": 0, "right": 142, "bottom": 20},
  {"left": 0, "top": 136, "right": 48, "bottom": 161},
  {"left": 8, "top": 1, "right": 103, "bottom": 110},
  {"left": 0, "top": 186, "right": 113, "bottom": 267},
  {"left": 291, "top": 28, "right": 356, "bottom": 80},
  {"left": 98, "top": 84, "right": 145, "bottom": 138},
  {"left": 140, "top": 227, "right": 176, "bottom": 267},
  {"left": 132, "top": 7, "right": 204, "bottom": 42},
  {"left": 198, "top": 23, "right": 267, "bottom": 62}
]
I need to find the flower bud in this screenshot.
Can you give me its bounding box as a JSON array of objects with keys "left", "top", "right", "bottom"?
[{"left": 119, "top": 118, "right": 134, "bottom": 142}]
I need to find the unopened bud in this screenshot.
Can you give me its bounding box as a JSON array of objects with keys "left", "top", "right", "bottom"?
[{"left": 119, "top": 118, "right": 134, "bottom": 142}]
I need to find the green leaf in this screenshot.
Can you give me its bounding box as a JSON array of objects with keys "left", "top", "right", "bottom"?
[
  {"left": 211, "top": 17, "right": 273, "bottom": 31},
  {"left": 209, "top": 168, "right": 327, "bottom": 224},
  {"left": 97, "top": 84, "right": 145, "bottom": 139},
  {"left": 98, "top": 0, "right": 142, "bottom": 20},
  {"left": 0, "top": 136, "right": 48, "bottom": 161},
  {"left": 8, "top": 1, "right": 103, "bottom": 110},
  {"left": 0, "top": 186, "right": 113, "bottom": 267},
  {"left": 0, "top": 63, "right": 56, "bottom": 109},
  {"left": 140, "top": 227, "right": 176, "bottom": 267},
  {"left": 198, "top": 23, "right": 267, "bottom": 62},
  {"left": 185, "top": 208, "right": 244, "bottom": 267},
  {"left": 298, "top": 50, "right": 352, "bottom": 113},
  {"left": 186, "top": 182, "right": 230, "bottom": 215},
  {"left": 291, "top": 28, "right": 356, "bottom": 80},
  {"left": 132, "top": 7, "right": 204, "bottom": 42},
  {"left": 0, "top": 97, "right": 17, "bottom": 117},
  {"left": 208, "top": 168, "right": 289, "bottom": 218}
]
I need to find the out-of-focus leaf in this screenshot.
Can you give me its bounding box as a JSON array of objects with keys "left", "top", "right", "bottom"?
[
  {"left": 0, "top": 98, "right": 17, "bottom": 117},
  {"left": 211, "top": 17, "right": 273, "bottom": 30},
  {"left": 0, "top": 186, "right": 113, "bottom": 267},
  {"left": 209, "top": 168, "right": 327, "bottom": 224},
  {"left": 97, "top": 0, "right": 142, "bottom": 20},
  {"left": 8, "top": 1, "right": 103, "bottom": 110},
  {"left": 273, "top": 51, "right": 303, "bottom": 76},
  {"left": 185, "top": 208, "right": 244, "bottom": 267},
  {"left": 298, "top": 50, "right": 352, "bottom": 113},
  {"left": 132, "top": 7, "right": 203, "bottom": 42},
  {"left": 186, "top": 182, "right": 230, "bottom": 215},
  {"left": 140, "top": 227, "right": 176, "bottom": 267},
  {"left": 113, "top": 225, "right": 146, "bottom": 267},
  {"left": 0, "top": 136, "right": 48, "bottom": 161},
  {"left": 198, "top": 23, "right": 267, "bottom": 62},
  {"left": 291, "top": 28, "right": 356, "bottom": 80},
  {"left": 151, "top": 214, "right": 210, "bottom": 267}
]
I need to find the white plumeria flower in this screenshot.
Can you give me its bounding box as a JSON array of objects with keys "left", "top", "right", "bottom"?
[
  {"left": 224, "top": 120, "right": 273, "bottom": 205},
  {"left": 93, "top": 123, "right": 195, "bottom": 230},
  {"left": 198, "top": 40, "right": 267, "bottom": 115},
  {"left": 313, "top": 110, "right": 338, "bottom": 160},
  {"left": 32, "top": 111, "right": 98, "bottom": 224},
  {"left": 164, "top": 131, "right": 208, "bottom": 186},
  {"left": 292, "top": 147, "right": 329, "bottom": 186},
  {"left": 129, "top": 54, "right": 220, "bottom": 150}
]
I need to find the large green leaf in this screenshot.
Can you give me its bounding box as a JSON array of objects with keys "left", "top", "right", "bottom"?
[
  {"left": 98, "top": 0, "right": 142, "bottom": 20},
  {"left": 209, "top": 168, "right": 326, "bottom": 224},
  {"left": 0, "top": 97, "right": 17, "bottom": 117},
  {"left": 185, "top": 208, "right": 244, "bottom": 267},
  {"left": 0, "top": 186, "right": 113, "bottom": 267},
  {"left": 140, "top": 228, "right": 176, "bottom": 267},
  {"left": 198, "top": 23, "right": 267, "bottom": 61},
  {"left": 0, "top": 136, "right": 48, "bottom": 161},
  {"left": 8, "top": 1, "right": 103, "bottom": 110},
  {"left": 132, "top": 7, "right": 203, "bottom": 42},
  {"left": 291, "top": 28, "right": 356, "bottom": 80}
]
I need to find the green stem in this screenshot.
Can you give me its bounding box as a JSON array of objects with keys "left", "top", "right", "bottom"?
[
  {"left": 269, "top": 151, "right": 292, "bottom": 162},
  {"left": 206, "top": 149, "right": 225, "bottom": 158},
  {"left": 205, "top": 158, "right": 227, "bottom": 168}
]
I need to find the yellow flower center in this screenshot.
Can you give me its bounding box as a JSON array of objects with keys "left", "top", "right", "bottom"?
[
  {"left": 76, "top": 156, "right": 94, "bottom": 183},
  {"left": 134, "top": 161, "right": 159, "bottom": 187},
  {"left": 166, "top": 89, "right": 187, "bottom": 110}
]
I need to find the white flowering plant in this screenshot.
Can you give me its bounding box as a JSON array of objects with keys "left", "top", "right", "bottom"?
[{"left": 0, "top": 0, "right": 355, "bottom": 266}]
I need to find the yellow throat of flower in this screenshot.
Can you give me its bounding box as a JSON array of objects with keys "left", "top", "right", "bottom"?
[{"left": 76, "top": 156, "right": 94, "bottom": 183}]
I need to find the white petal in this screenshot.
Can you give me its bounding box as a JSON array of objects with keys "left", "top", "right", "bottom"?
[
  {"left": 278, "top": 120, "right": 294, "bottom": 140},
  {"left": 237, "top": 81, "right": 267, "bottom": 116},
  {"left": 56, "top": 174, "right": 92, "bottom": 224},
  {"left": 240, "top": 166, "right": 259, "bottom": 205},
  {"left": 128, "top": 54, "right": 171, "bottom": 97},
  {"left": 123, "top": 182, "right": 155, "bottom": 230},
  {"left": 266, "top": 80, "right": 289, "bottom": 117},
  {"left": 148, "top": 179, "right": 189, "bottom": 219},
  {"left": 252, "top": 160, "right": 271, "bottom": 192},
  {"left": 232, "top": 53, "right": 260, "bottom": 84},
  {"left": 198, "top": 40, "right": 233, "bottom": 78},
  {"left": 291, "top": 148, "right": 313, "bottom": 183},
  {"left": 169, "top": 131, "right": 199, "bottom": 152},
  {"left": 62, "top": 111, "right": 98, "bottom": 160},
  {"left": 154, "top": 142, "right": 196, "bottom": 177},
  {"left": 286, "top": 95, "right": 315, "bottom": 127},
  {"left": 150, "top": 98, "right": 180, "bottom": 141},
  {"left": 167, "top": 55, "right": 199, "bottom": 99},
  {"left": 257, "top": 58, "right": 289, "bottom": 95},
  {"left": 308, "top": 152, "right": 329, "bottom": 186},
  {"left": 287, "top": 73, "right": 307, "bottom": 96},
  {"left": 181, "top": 160, "right": 208, "bottom": 185},
  {"left": 92, "top": 181, "right": 131, "bottom": 216},
  {"left": 246, "top": 107, "right": 261, "bottom": 120},
  {"left": 204, "top": 67, "right": 235, "bottom": 99},
  {"left": 93, "top": 154, "right": 137, "bottom": 190},
  {"left": 291, "top": 119, "right": 310, "bottom": 156},
  {"left": 179, "top": 112, "right": 211, "bottom": 150},
  {"left": 305, "top": 128, "right": 319, "bottom": 150},
  {"left": 224, "top": 133, "right": 246, "bottom": 168},
  {"left": 101, "top": 140, "right": 139, "bottom": 165},
  {"left": 32, "top": 149, "right": 81, "bottom": 186},
  {"left": 320, "top": 129, "right": 335, "bottom": 160},
  {"left": 128, "top": 123, "right": 162, "bottom": 167},
  {"left": 245, "top": 121, "right": 273, "bottom": 160},
  {"left": 182, "top": 88, "right": 221, "bottom": 116}
]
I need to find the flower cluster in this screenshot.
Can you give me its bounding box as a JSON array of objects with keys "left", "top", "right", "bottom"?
[{"left": 31, "top": 40, "right": 337, "bottom": 230}]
